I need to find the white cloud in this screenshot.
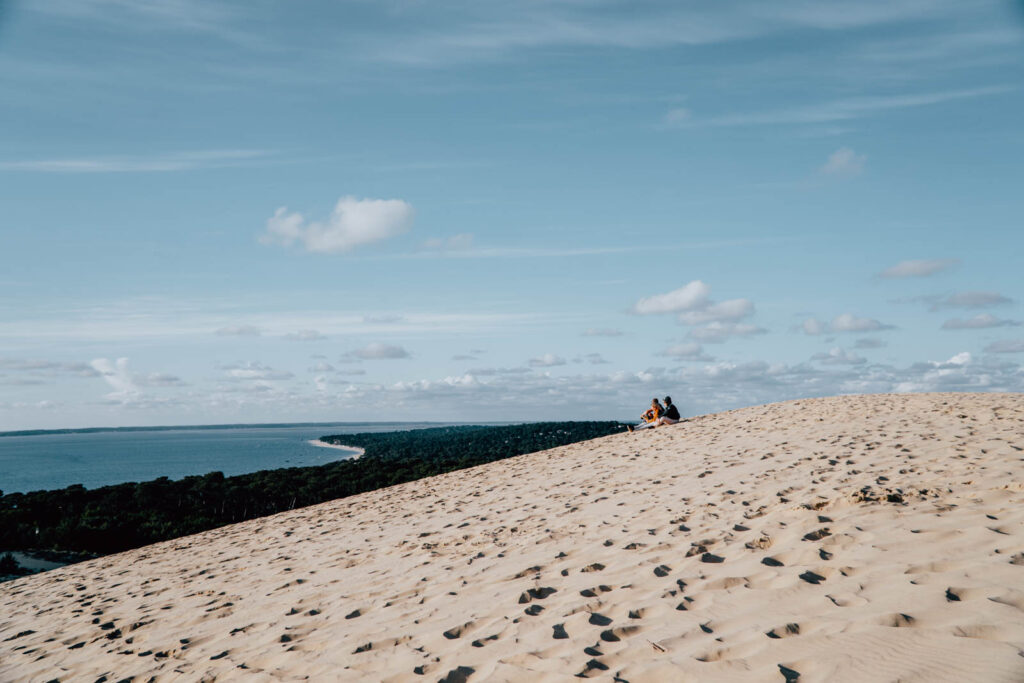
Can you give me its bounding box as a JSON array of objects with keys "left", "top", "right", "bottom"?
[
  {"left": 632, "top": 281, "right": 710, "bottom": 315},
  {"left": 892, "top": 351, "right": 975, "bottom": 392},
  {"left": 985, "top": 339, "right": 1024, "bottom": 354},
  {"left": 801, "top": 314, "right": 893, "bottom": 335},
  {"left": 661, "top": 343, "right": 713, "bottom": 361},
  {"left": 829, "top": 313, "right": 893, "bottom": 332},
  {"left": 350, "top": 343, "right": 411, "bottom": 360},
  {"left": 582, "top": 328, "right": 624, "bottom": 337},
  {"left": 930, "top": 291, "right": 1013, "bottom": 310},
  {"left": 285, "top": 329, "right": 327, "bottom": 341},
  {"left": 943, "top": 351, "right": 971, "bottom": 366},
  {"left": 941, "top": 314, "right": 1020, "bottom": 330},
  {"left": 137, "top": 373, "right": 186, "bottom": 387},
  {"left": 633, "top": 283, "right": 758, "bottom": 335},
  {"left": 65, "top": 350, "right": 1024, "bottom": 424},
  {"left": 529, "top": 353, "right": 567, "bottom": 368},
  {"left": 223, "top": 362, "right": 294, "bottom": 381},
  {"left": 309, "top": 362, "right": 336, "bottom": 373},
  {"left": 811, "top": 347, "right": 866, "bottom": 365},
  {"left": 677, "top": 298, "right": 755, "bottom": 325},
  {"left": 879, "top": 258, "right": 958, "bottom": 278},
  {"left": 262, "top": 196, "right": 414, "bottom": 254},
  {"left": 81, "top": 358, "right": 187, "bottom": 409},
  {"left": 820, "top": 147, "right": 866, "bottom": 176},
  {"left": 688, "top": 322, "right": 767, "bottom": 343},
  {"left": 390, "top": 350, "right": 1023, "bottom": 417},
  {"left": 90, "top": 357, "right": 138, "bottom": 399},
  {"left": 802, "top": 318, "right": 826, "bottom": 335},
  {"left": 215, "top": 325, "right": 262, "bottom": 336}
]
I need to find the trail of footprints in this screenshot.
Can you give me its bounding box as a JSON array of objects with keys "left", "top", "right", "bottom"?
[{"left": 2, "top": 394, "right": 1023, "bottom": 681}]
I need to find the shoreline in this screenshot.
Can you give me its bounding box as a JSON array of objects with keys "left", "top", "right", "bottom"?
[{"left": 307, "top": 440, "right": 364, "bottom": 459}]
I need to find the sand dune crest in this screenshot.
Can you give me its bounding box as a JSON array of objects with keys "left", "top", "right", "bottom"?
[{"left": 2, "top": 393, "right": 1023, "bottom": 681}]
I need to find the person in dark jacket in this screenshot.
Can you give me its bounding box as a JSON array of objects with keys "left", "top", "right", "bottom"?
[{"left": 658, "top": 396, "right": 680, "bottom": 425}]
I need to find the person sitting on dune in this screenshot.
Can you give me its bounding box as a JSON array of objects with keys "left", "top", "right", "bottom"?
[
  {"left": 657, "top": 396, "right": 681, "bottom": 425},
  {"left": 628, "top": 396, "right": 682, "bottom": 432},
  {"left": 628, "top": 398, "right": 664, "bottom": 432}
]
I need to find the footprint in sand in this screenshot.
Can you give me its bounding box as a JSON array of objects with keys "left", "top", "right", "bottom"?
[
  {"left": 778, "top": 663, "right": 801, "bottom": 681},
  {"left": 518, "top": 587, "right": 557, "bottom": 603}
]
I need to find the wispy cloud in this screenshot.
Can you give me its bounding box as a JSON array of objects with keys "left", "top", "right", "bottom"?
[
  {"left": 0, "top": 295, "right": 562, "bottom": 345},
  {"left": 215, "top": 325, "right": 262, "bottom": 336},
  {"left": 985, "top": 339, "right": 1024, "bottom": 354},
  {"left": 879, "top": 259, "right": 958, "bottom": 278},
  {"left": 582, "top": 328, "right": 624, "bottom": 337},
  {"left": 27, "top": 0, "right": 267, "bottom": 50},
  {"left": 285, "top": 329, "right": 327, "bottom": 341},
  {"left": 802, "top": 314, "right": 895, "bottom": 334},
  {"left": 820, "top": 147, "right": 866, "bottom": 177},
  {"left": 349, "top": 343, "right": 411, "bottom": 360},
  {"left": 942, "top": 314, "right": 1020, "bottom": 330},
  {"left": 221, "top": 361, "right": 294, "bottom": 381},
  {"left": 0, "top": 359, "right": 98, "bottom": 376},
  {"left": 929, "top": 291, "right": 1014, "bottom": 310},
  {"left": 529, "top": 353, "right": 567, "bottom": 368},
  {"left": 358, "top": 1, "right": 968, "bottom": 66},
  {"left": 421, "top": 233, "right": 475, "bottom": 252},
  {"left": 690, "top": 86, "right": 1012, "bottom": 128},
  {"left": 390, "top": 238, "right": 786, "bottom": 261},
  {"left": 0, "top": 149, "right": 272, "bottom": 173},
  {"left": 811, "top": 347, "right": 867, "bottom": 365},
  {"left": 661, "top": 343, "right": 713, "bottom": 361},
  {"left": 688, "top": 322, "right": 767, "bottom": 343},
  {"left": 830, "top": 313, "right": 894, "bottom": 333}
]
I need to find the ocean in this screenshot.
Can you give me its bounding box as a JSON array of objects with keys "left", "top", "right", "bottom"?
[{"left": 0, "top": 422, "right": 456, "bottom": 494}]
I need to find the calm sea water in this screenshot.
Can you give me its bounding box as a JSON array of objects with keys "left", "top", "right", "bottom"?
[{"left": 0, "top": 423, "right": 454, "bottom": 494}]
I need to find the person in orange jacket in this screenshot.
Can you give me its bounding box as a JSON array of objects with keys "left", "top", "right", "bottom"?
[{"left": 628, "top": 398, "right": 664, "bottom": 432}]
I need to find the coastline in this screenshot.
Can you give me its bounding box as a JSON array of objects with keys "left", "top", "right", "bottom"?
[{"left": 307, "top": 439, "right": 364, "bottom": 459}]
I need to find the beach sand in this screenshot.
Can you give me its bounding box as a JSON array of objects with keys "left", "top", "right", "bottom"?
[
  {"left": 2, "top": 393, "right": 1022, "bottom": 682},
  {"left": 308, "top": 440, "right": 365, "bottom": 459}
]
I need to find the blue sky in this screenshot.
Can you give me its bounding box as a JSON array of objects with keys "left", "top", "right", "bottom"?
[{"left": 1, "top": 0, "right": 1023, "bottom": 429}]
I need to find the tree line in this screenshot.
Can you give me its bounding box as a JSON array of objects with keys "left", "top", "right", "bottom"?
[{"left": 0, "top": 422, "right": 624, "bottom": 560}]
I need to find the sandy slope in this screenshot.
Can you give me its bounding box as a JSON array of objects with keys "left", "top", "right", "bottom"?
[{"left": 2, "top": 393, "right": 1023, "bottom": 682}]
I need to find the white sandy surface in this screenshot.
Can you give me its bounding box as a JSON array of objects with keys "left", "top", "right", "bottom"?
[
  {"left": 2, "top": 393, "right": 1023, "bottom": 682},
  {"left": 308, "top": 439, "right": 365, "bottom": 459}
]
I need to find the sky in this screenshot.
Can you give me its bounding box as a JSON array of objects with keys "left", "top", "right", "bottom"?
[{"left": 1, "top": 0, "right": 1023, "bottom": 430}]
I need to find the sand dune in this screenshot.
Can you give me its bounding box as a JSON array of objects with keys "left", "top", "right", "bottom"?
[{"left": 2, "top": 393, "right": 1023, "bottom": 682}]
